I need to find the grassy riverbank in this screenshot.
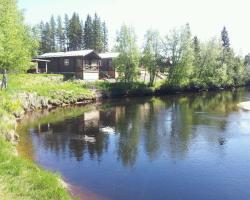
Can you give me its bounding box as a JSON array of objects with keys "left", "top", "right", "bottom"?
[
  {"left": 0, "top": 74, "right": 97, "bottom": 200},
  {"left": 0, "top": 139, "right": 72, "bottom": 200},
  {"left": 0, "top": 73, "right": 247, "bottom": 200}
]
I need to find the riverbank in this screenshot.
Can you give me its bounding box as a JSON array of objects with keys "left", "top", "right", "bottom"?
[
  {"left": 0, "top": 74, "right": 248, "bottom": 200},
  {"left": 0, "top": 74, "right": 97, "bottom": 200}
]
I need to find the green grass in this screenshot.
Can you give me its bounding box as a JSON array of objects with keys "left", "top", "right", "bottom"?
[
  {"left": 0, "top": 74, "right": 97, "bottom": 200},
  {"left": 0, "top": 140, "right": 72, "bottom": 200},
  {"left": 5, "top": 74, "right": 93, "bottom": 98}
]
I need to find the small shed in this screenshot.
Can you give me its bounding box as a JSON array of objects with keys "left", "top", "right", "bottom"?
[
  {"left": 99, "top": 52, "right": 119, "bottom": 79},
  {"left": 31, "top": 59, "right": 50, "bottom": 73}
]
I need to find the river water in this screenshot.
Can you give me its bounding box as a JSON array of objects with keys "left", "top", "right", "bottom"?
[{"left": 18, "top": 88, "right": 250, "bottom": 200}]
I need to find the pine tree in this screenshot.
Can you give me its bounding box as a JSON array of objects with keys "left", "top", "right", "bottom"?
[
  {"left": 64, "top": 14, "right": 70, "bottom": 51},
  {"left": 39, "top": 21, "right": 46, "bottom": 53},
  {"left": 56, "top": 15, "right": 65, "bottom": 51},
  {"left": 193, "top": 36, "right": 201, "bottom": 66},
  {"left": 92, "top": 13, "right": 103, "bottom": 52},
  {"left": 44, "top": 22, "right": 53, "bottom": 52},
  {"left": 50, "top": 15, "right": 57, "bottom": 51},
  {"left": 83, "top": 14, "right": 93, "bottom": 49},
  {"left": 102, "top": 22, "right": 108, "bottom": 52},
  {"left": 68, "top": 13, "right": 83, "bottom": 50},
  {"left": 221, "top": 26, "right": 230, "bottom": 50}
]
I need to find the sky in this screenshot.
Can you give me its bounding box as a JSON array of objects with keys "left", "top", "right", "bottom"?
[{"left": 18, "top": 0, "right": 250, "bottom": 55}]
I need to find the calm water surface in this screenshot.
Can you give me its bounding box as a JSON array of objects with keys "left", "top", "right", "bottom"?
[{"left": 18, "top": 89, "right": 250, "bottom": 200}]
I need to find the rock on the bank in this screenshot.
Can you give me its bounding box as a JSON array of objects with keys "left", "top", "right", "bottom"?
[
  {"left": 17, "top": 92, "right": 49, "bottom": 111},
  {"left": 5, "top": 130, "right": 19, "bottom": 144}
]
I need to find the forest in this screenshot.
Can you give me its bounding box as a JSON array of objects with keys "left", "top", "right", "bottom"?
[{"left": 37, "top": 13, "right": 108, "bottom": 53}]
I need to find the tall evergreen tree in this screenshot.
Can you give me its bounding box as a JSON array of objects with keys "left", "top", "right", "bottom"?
[
  {"left": 102, "top": 22, "right": 108, "bottom": 52},
  {"left": 68, "top": 13, "right": 83, "bottom": 50},
  {"left": 193, "top": 36, "right": 201, "bottom": 66},
  {"left": 44, "top": 22, "right": 53, "bottom": 52},
  {"left": 64, "top": 14, "right": 70, "bottom": 50},
  {"left": 39, "top": 21, "right": 46, "bottom": 53},
  {"left": 92, "top": 13, "right": 103, "bottom": 52},
  {"left": 56, "top": 16, "right": 65, "bottom": 51},
  {"left": 221, "top": 26, "right": 230, "bottom": 50},
  {"left": 83, "top": 14, "right": 93, "bottom": 49},
  {"left": 50, "top": 15, "right": 57, "bottom": 51}
]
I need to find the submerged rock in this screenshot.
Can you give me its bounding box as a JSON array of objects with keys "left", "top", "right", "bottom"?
[
  {"left": 100, "top": 127, "right": 115, "bottom": 134},
  {"left": 238, "top": 102, "right": 250, "bottom": 111}
]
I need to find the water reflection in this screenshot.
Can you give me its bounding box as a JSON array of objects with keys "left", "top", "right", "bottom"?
[
  {"left": 18, "top": 90, "right": 246, "bottom": 164},
  {"left": 18, "top": 88, "right": 250, "bottom": 200}
]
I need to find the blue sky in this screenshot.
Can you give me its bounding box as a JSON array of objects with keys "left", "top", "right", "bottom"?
[{"left": 18, "top": 0, "right": 250, "bottom": 55}]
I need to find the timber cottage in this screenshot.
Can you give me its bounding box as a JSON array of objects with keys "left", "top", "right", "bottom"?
[{"left": 33, "top": 50, "right": 119, "bottom": 81}]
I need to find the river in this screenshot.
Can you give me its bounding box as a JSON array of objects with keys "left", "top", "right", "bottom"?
[{"left": 17, "top": 88, "right": 250, "bottom": 200}]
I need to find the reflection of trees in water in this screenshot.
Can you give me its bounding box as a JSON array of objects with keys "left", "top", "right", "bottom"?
[
  {"left": 19, "top": 89, "right": 246, "bottom": 166},
  {"left": 31, "top": 113, "right": 109, "bottom": 161},
  {"left": 116, "top": 103, "right": 141, "bottom": 167}
]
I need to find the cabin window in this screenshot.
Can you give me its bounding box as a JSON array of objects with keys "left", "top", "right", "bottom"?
[{"left": 64, "top": 59, "right": 69, "bottom": 66}]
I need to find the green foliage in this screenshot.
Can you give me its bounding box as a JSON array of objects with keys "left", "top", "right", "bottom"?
[
  {"left": 68, "top": 13, "right": 82, "bottom": 50},
  {"left": 221, "top": 26, "right": 230, "bottom": 49},
  {"left": 83, "top": 14, "right": 93, "bottom": 49},
  {"left": 56, "top": 16, "right": 65, "bottom": 51},
  {"left": 114, "top": 24, "right": 140, "bottom": 83},
  {"left": 141, "top": 29, "right": 162, "bottom": 86},
  {"left": 96, "top": 81, "right": 154, "bottom": 97},
  {"left": 50, "top": 15, "right": 57, "bottom": 51},
  {"left": 164, "top": 23, "right": 195, "bottom": 88},
  {"left": 38, "top": 13, "right": 108, "bottom": 53},
  {"left": 161, "top": 24, "right": 247, "bottom": 90},
  {"left": 0, "top": 0, "right": 39, "bottom": 72},
  {"left": 102, "top": 22, "right": 108, "bottom": 52},
  {"left": 92, "top": 13, "right": 104, "bottom": 52}
]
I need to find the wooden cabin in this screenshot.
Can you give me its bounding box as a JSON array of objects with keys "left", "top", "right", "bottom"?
[
  {"left": 36, "top": 50, "right": 101, "bottom": 81},
  {"left": 99, "top": 53, "right": 119, "bottom": 79}
]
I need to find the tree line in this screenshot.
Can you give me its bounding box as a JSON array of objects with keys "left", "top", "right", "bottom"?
[
  {"left": 114, "top": 24, "right": 247, "bottom": 89},
  {"left": 0, "top": 0, "right": 248, "bottom": 91},
  {"left": 37, "top": 13, "right": 108, "bottom": 53}
]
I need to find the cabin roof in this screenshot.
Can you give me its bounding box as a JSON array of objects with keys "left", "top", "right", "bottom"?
[
  {"left": 99, "top": 52, "right": 119, "bottom": 59},
  {"left": 37, "top": 50, "right": 97, "bottom": 58},
  {"left": 32, "top": 58, "right": 51, "bottom": 62}
]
